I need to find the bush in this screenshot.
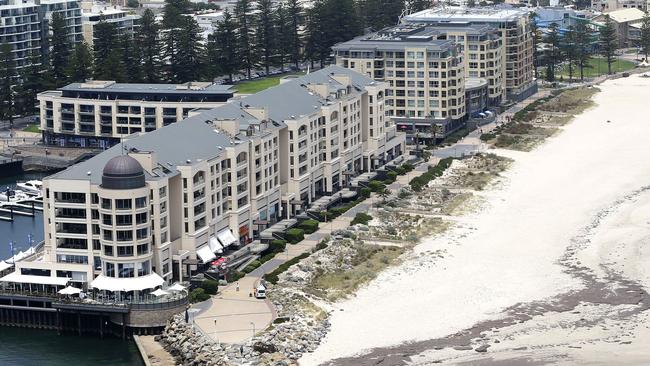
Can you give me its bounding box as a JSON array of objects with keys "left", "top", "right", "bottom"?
[
  {"left": 299, "top": 219, "right": 319, "bottom": 234},
  {"left": 480, "top": 133, "right": 496, "bottom": 141},
  {"left": 189, "top": 288, "right": 210, "bottom": 303},
  {"left": 351, "top": 212, "right": 372, "bottom": 226},
  {"left": 360, "top": 187, "right": 372, "bottom": 199},
  {"left": 200, "top": 279, "right": 219, "bottom": 295},
  {"left": 269, "top": 239, "right": 286, "bottom": 253},
  {"left": 242, "top": 260, "right": 262, "bottom": 274},
  {"left": 409, "top": 157, "right": 454, "bottom": 192},
  {"left": 401, "top": 163, "right": 414, "bottom": 172},
  {"left": 368, "top": 180, "right": 386, "bottom": 193},
  {"left": 285, "top": 228, "right": 305, "bottom": 244},
  {"left": 264, "top": 252, "right": 310, "bottom": 284},
  {"left": 386, "top": 171, "right": 398, "bottom": 183},
  {"left": 228, "top": 270, "right": 246, "bottom": 283}
]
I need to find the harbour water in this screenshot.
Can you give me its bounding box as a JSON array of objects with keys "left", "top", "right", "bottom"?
[{"left": 0, "top": 172, "right": 144, "bottom": 366}]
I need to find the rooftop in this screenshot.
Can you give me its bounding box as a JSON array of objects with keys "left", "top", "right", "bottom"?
[
  {"left": 404, "top": 6, "right": 529, "bottom": 23},
  {"left": 603, "top": 8, "right": 645, "bottom": 23},
  {"left": 59, "top": 81, "right": 234, "bottom": 95}
]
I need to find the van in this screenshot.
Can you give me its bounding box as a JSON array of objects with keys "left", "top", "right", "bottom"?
[{"left": 254, "top": 284, "right": 266, "bottom": 299}]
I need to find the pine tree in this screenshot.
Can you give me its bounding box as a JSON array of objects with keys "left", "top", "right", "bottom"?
[
  {"left": 529, "top": 12, "right": 540, "bottom": 79},
  {"left": 641, "top": 12, "right": 650, "bottom": 61},
  {"left": 285, "top": 0, "right": 303, "bottom": 69},
  {"left": 363, "top": 0, "right": 403, "bottom": 30},
  {"left": 561, "top": 26, "right": 578, "bottom": 82},
  {"left": 162, "top": 0, "right": 190, "bottom": 29},
  {"left": 322, "top": 0, "right": 361, "bottom": 48},
  {"left": 49, "top": 12, "right": 71, "bottom": 87},
  {"left": 121, "top": 33, "right": 143, "bottom": 82},
  {"left": 139, "top": 9, "right": 163, "bottom": 82},
  {"left": 234, "top": 0, "right": 258, "bottom": 79},
  {"left": 274, "top": 3, "right": 290, "bottom": 71},
  {"left": 599, "top": 15, "right": 618, "bottom": 75},
  {"left": 66, "top": 41, "right": 93, "bottom": 83},
  {"left": 304, "top": 0, "right": 328, "bottom": 67},
  {"left": 0, "top": 43, "right": 16, "bottom": 125},
  {"left": 407, "top": 0, "right": 431, "bottom": 12},
  {"left": 211, "top": 10, "right": 239, "bottom": 81},
  {"left": 575, "top": 21, "right": 593, "bottom": 80},
  {"left": 256, "top": 0, "right": 276, "bottom": 75},
  {"left": 93, "top": 21, "right": 125, "bottom": 81},
  {"left": 544, "top": 23, "right": 561, "bottom": 82},
  {"left": 174, "top": 17, "right": 204, "bottom": 82},
  {"left": 17, "top": 51, "right": 43, "bottom": 115}
]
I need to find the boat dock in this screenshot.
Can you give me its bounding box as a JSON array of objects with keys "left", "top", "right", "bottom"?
[{"left": 0, "top": 198, "right": 43, "bottom": 221}]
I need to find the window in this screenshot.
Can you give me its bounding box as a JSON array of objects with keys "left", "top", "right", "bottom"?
[
  {"left": 135, "top": 197, "right": 147, "bottom": 208},
  {"left": 136, "top": 212, "right": 147, "bottom": 224},
  {"left": 115, "top": 199, "right": 132, "bottom": 210},
  {"left": 116, "top": 214, "right": 132, "bottom": 226},
  {"left": 105, "top": 262, "right": 115, "bottom": 277},
  {"left": 137, "top": 243, "right": 149, "bottom": 255},
  {"left": 116, "top": 230, "right": 133, "bottom": 241},
  {"left": 137, "top": 260, "right": 150, "bottom": 276},
  {"left": 104, "top": 245, "right": 113, "bottom": 256},
  {"left": 103, "top": 230, "right": 113, "bottom": 241},
  {"left": 136, "top": 228, "right": 148, "bottom": 239},
  {"left": 118, "top": 263, "right": 135, "bottom": 278},
  {"left": 117, "top": 246, "right": 134, "bottom": 257},
  {"left": 101, "top": 198, "right": 111, "bottom": 209},
  {"left": 56, "top": 254, "right": 88, "bottom": 264}
]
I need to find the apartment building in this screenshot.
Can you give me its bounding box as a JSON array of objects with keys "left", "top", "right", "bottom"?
[
  {"left": 333, "top": 25, "right": 468, "bottom": 143},
  {"left": 592, "top": 0, "right": 647, "bottom": 11},
  {"left": 404, "top": 6, "right": 537, "bottom": 102},
  {"left": 39, "top": 0, "right": 83, "bottom": 44},
  {"left": 14, "top": 66, "right": 405, "bottom": 291},
  {"left": 38, "top": 81, "right": 234, "bottom": 148},
  {"left": 81, "top": 2, "right": 140, "bottom": 45},
  {"left": 0, "top": 0, "right": 42, "bottom": 70}
]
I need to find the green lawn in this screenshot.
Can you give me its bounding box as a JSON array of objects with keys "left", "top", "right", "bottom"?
[
  {"left": 22, "top": 124, "right": 40, "bottom": 133},
  {"left": 556, "top": 57, "right": 636, "bottom": 80},
  {"left": 233, "top": 72, "right": 306, "bottom": 94}
]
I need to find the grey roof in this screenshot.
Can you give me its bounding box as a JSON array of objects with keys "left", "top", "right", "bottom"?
[
  {"left": 60, "top": 83, "right": 234, "bottom": 95},
  {"left": 404, "top": 5, "right": 528, "bottom": 23},
  {"left": 47, "top": 66, "right": 374, "bottom": 183}
]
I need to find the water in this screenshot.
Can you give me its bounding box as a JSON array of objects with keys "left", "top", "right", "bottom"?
[
  {"left": 0, "top": 172, "right": 47, "bottom": 257},
  {"left": 0, "top": 328, "right": 144, "bottom": 366},
  {"left": 0, "top": 172, "right": 143, "bottom": 366}
]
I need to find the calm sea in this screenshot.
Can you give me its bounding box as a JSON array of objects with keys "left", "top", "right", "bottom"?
[{"left": 0, "top": 172, "right": 144, "bottom": 366}]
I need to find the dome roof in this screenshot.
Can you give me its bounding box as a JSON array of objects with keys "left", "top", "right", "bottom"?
[
  {"left": 101, "top": 155, "right": 145, "bottom": 189},
  {"left": 103, "top": 155, "right": 144, "bottom": 177}
]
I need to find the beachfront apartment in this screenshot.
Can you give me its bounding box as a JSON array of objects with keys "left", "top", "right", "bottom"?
[
  {"left": 404, "top": 6, "right": 537, "bottom": 102},
  {"left": 80, "top": 2, "right": 140, "bottom": 46},
  {"left": 10, "top": 66, "right": 405, "bottom": 293},
  {"left": 333, "top": 25, "right": 467, "bottom": 144},
  {"left": 37, "top": 81, "right": 234, "bottom": 149},
  {"left": 39, "top": 0, "right": 83, "bottom": 44}
]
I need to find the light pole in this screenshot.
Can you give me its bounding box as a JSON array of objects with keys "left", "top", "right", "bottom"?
[{"left": 250, "top": 321, "right": 255, "bottom": 339}]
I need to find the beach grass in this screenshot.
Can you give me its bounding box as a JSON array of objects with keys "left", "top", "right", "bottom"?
[
  {"left": 556, "top": 57, "right": 636, "bottom": 80},
  {"left": 309, "top": 245, "right": 404, "bottom": 302},
  {"left": 233, "top": 72, "right": 306, "bottom": 94},
  {"left": 22, "top": 124, "right": 40, "bottom": 133}
]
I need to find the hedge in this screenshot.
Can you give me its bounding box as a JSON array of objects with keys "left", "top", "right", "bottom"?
[
  {"left": 269, "top": 239, "right": 286, "bottom": 253},
  {"left": 189, "top": 288, "right": 210, "bottom": 303},
  {"left": 263, "top": 241, "right": 329, "bottom": 284},
  {"left": 285, "top": 228, "right": 305, "bottom": 244},
  {"left": 368, "top": 180, "right": 386, "bottom": 192},
  {"left": 298, "top": 219, "right": 319, "bottom": 234},
  {"left": 200, "top": 279, "right": 219, "bottom": 295},
  {"left": 386, "top": 171, "right": 398, "bottom": 183},
  {"left": 360, "top": 187, "right": 372, "bottom": 199},
  {"left": 409, "top": 157, "right": 455, "bottom": 192}
]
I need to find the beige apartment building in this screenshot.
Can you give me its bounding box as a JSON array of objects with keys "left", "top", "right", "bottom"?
[
  {"left": 12, "top": 66, "right": 405, "bottom": 291},
  {"left": 404, "top": 6, "right": 536, "bottom": 102},
  {"left": 37, "top": 81, "right": 234, "bottom": 149}
]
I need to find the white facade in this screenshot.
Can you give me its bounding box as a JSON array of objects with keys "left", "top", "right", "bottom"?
[{"left": 81, "top": 2, "right": 140, "bottom": 45}]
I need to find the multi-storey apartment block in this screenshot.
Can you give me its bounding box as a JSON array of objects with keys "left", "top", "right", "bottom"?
[
  {"left": 333, "top": 25, "right": 467, "bottom": 143},
  {"left": 81, "top": 2, "right": 140, "bottom": 45},
  {"left": 39, "top": 0, "right": 83, "bottom": 44},
  {"left": 38, "top": 81, "right": 234, "bottom": 148},
  {"left": 404, "top": 6, "right": 537, "bottom": 102},
  {"left": 0, "top": 0, "right": 42, "bottom": 70},
  {"left": 13, "top": 66, "right": 405, "bottom": 291}
]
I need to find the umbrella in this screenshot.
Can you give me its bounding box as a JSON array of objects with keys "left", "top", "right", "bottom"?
[
  {"left": 168, "top": 283, "right": 186, "bottom": 292},
  {"left": 151, "top": 288, "right": 170, "bottom": 297},
  {"left": 58, "top": 286, "right": 82, "bottom": 295}
]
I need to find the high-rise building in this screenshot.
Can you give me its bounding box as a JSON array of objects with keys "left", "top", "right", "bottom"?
[
  {"left": 38, "top": 80, "right": 235, "bottom": 149},
  {"left": 404, "top": 6, "right": 537, "bottom": 102},
  {"left": 0, "top": 0, "right": 42, "bottom": 70},
  {"left": 80, "top": 2, "right": 140, "bottom": 46}
]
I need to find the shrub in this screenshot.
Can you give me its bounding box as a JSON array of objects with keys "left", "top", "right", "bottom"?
[
  {"left": 200, "top": 279, "right": 219, "bottom": 295},
  {"left": 368, "top": 180, "right": 386, "bottom": 193},
  {"left": 264, "top": 252, "right": 310, "bottom": 284},
  {"left": 386, "top": 171, "right": 398, "bottom": 183},
  {"left": 360, "top": 187, "right": 372, "bottom": 199},
  {"left": 299, "top": 219, "right": 319, "bottom": 234},
  {"left": 351, "top": 212, "right": 372, "bottom": 226},
  {"left": 285, "top": 228, "right": 305, "bottom": 244},
  {"left": 242, "top": 260, "right": 262, "bottom": 274},
  {"left": 269, "top": 239, "right": 286, "bottom": 253},
  {"left": 189, "top": 288, "right": 210, "bottom": 303},
  {"left": 228, "top": 271, "right": 246, "bottom": 283},
  {"left": 401, "top": 163, "right": 414, "bottom": 172},
  {"left": 409, "top": 157, "right": 454, "bottom": 192},
  {"left": 480, "top": 133, "right": 496, "bottom": 141}
]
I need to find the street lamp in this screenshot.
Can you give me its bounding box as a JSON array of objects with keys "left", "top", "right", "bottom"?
[{"left": 250, "top": 321, "right": 255, "bottom": 339}]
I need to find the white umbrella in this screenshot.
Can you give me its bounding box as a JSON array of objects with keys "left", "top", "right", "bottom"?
[
  {"left": 151, "top": 288, "right": 170, "bottom": 297},
  {"left": 168, "top": 283, "right": 186, "bottom": 292},
  {"left": 58, "top": 286, "right": 82, "bottom": 295}
]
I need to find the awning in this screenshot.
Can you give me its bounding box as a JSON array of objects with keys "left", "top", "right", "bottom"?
[
  {"left": 90, "top": 273, "right": 165, "bottom": 292},
  {"left": 168, "top": 283, "right": 186, "bottom": 292},
  {"left": 0, "top": 271, "right": 70, "bottom": 286},
  {"left": 0, "top": 261, "right": 13, "bottom": 272},
  {"left": 217, "top": 229, "right": 237, "bottom": 247},
  {"left": 208, "top": 236, "right": 224, "bottom": 254},
  {"left": 196, "top": 245, "right": 216, "bottom": 264},
  {"left": 58, "top": 286, "right": 82, "bottom": 295},
  {"left": 151, "top": 288, "right": 170, "bottom": 297}
]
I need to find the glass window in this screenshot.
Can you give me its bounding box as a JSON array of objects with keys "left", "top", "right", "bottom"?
[
  {"left": 105, "top": 262, "right": 115, "bottom": 277},
  {"left": 116, "top": 199, "right": 132, "bottom": 210},
  {"left": 118, "top": 263, "right": 134, "bottom": 278}
]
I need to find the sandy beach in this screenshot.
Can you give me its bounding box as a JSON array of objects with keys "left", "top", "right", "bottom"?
[{"left": 300, "top": 75, "right": 650, "bottom": 365}]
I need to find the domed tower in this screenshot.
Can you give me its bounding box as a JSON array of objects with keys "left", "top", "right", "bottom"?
[{"left": 97, "top": 155, "right": 153, "bottom": 280}]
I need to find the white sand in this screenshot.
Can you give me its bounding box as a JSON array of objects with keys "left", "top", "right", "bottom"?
[{"left": 301, "top": 76, "right": 650, "bottom": 365}]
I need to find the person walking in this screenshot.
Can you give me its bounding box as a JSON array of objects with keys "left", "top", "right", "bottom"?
[{"left": 236, "top": 282, "right": 240, "bottom": 292}]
